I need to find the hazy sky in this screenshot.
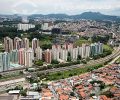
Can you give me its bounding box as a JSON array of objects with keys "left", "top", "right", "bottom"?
[{"left": 0, "top": 0, "right": 120, "bottom": 15}]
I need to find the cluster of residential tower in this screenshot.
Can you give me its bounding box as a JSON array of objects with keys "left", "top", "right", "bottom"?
[{"left": 0, "top": 37, "right": 103, "bottom": 72}]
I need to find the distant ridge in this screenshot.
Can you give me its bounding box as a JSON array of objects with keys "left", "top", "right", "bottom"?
[
  {"left": 29, "top": 12, "right": 120, "bottom": 21},
  {"left": 0, "top": 12, "right": 120, "bottom": 21}
]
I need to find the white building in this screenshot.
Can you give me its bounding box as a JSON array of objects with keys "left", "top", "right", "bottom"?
[
  {"left": 25, "top": 48, "right": 34, "bottom": 67},
  {"left": 60, "top": 49, "right": 68, "bottom": 61},
  {"left": 18, "top": 23, "right": 35, "bottom": 31},
  {"left": 85, "top": 45, "right": 90, "bottom": 58},
  {"left": 52, "top": 45, "right": 61, "bottom": 61},
  {"left": 79, "top": 44, "right": 90, "bottom": 58},
  {"left": 78, "top": 46, "right": 82, "bottom": 57},
  {"left": 35, "top": 47, "right": 42, "bottom": 60},
  {"left": 71, "top": 48, "right": 79, "bottom": 60},
  {"left": 52, "top": 48, "right": 60, "bottom": 61},
  {"left": 23, "top": 38, "right": 29, "bottom": 50},
  {"left": 68, "top": 43, "right": 74, "bottom": 52},
  {"left": 41, "top": 23, "right": 49, "bottom": 30}
]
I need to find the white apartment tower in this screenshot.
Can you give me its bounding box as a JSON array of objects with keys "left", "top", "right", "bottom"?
[
  {"left": 25, "top": 48, "right": 34, "bottom": 67},
  {"left": 35, "top": 47, "right": 42, "bottom": 60},
  {"left": 71, "top": 48, "right": 79, "bottom": 60},
  {"left": 52, "top": 44, "right": 61, "bottom": 61},
  {"left": 60, "top": 49, "right": 68, "bottom": 61},
  {"left": 23, "top": 38, "right": 29, "bottom": 50}
]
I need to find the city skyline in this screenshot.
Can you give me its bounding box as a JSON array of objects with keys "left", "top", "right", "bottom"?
[{"left": 0, "top": 0, "right": 120, "bottom": 16}]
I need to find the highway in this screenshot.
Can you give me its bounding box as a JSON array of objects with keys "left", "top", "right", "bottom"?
[{"left": 32, "top": 47, "right": 120, "bottom": 75}]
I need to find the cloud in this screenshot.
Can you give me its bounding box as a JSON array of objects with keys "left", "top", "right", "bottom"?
[{"left": 0, "top": 0, "right": 120, "bottom": 15}]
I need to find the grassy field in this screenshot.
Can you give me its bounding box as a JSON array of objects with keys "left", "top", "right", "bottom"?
[
  {"left": 0, "top": 71, "right": 24, "bottom": 82},
  {"left": 39, "top": 40, "right": 52, "bottom": 46},
  {"left": 46, "top": 64, "right": 103, "bottom": 81},
  {"left": 103, "top": 44, "right": 113, "bottom": 51},
  {"left": 74, "top": 38, "right": 92, "bottom": 46}
]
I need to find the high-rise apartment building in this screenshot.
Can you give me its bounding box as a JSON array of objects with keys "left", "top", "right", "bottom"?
[
  {"left": 90, "top": 43, "right": 103, "bottom": 56},
  {"left": 0, "top": 52, "right": 10, "bottom": 72},
  {"left": 23, "top": 38, "right": 29, "bottom": 50},
  {"left": 81, "top": 44, "right": 90, "bottom": 58},
  {"left": 25, "top": 48, "right": 34, "bottom": 67},
  {"left": 35, "top": 47, "right": 42, "bottom": 60},
  {"left": 52, "top": 44, "right": 61, "bottom": 61},
  {"left": 60, "top": 49, "right": 68, "bottom": 61},
  {"left": 32, "top": 38, "right": 39, "bottom": 52},
  {"left": 14, "top": 37, "right": 23, "bottom": 50},
  {"left": 98, "top": 42, "right": 103, "bottom": 54},
  {"left": 85, "top": 45, "right": 90, "bottom": 58},
  {"left": 0, "top": 53, "right": 4, "bottom": 72},
  {"left": 18, "top": 48, "right": 25, "bottom": 65},
  {"left": 68, "top": 43, "right": 74, "bottom": 52},
  {"left": 44, "top": 49, "right": 52, "bottom": 63},
  {"left": 10, "top": 50, "right": 18, "bottom": 64},
  {"left": 71, "top": 48, "right": 79, "bottom": 60},
  {"left": 4, "top": 37, "right": 13, "bottom": 52}
]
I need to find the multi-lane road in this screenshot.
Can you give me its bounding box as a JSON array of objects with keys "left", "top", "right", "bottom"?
[{"left": 32, "top": 47, "right": 120, "bottom": 74}]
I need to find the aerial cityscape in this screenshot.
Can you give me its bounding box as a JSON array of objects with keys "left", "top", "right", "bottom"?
[{"left": 0, "top": 0, "right": 120, "bottom": 100}]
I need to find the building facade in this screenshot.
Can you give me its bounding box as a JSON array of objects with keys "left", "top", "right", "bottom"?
[{"left": 4, "top": 37, "right": 13, "bottom": 52}]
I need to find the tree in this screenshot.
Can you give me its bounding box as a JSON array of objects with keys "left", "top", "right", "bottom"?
[
  {"left": 90, "top": 93, "right": 95, "bottom": 97},
  {"left": 41, "top": 83, "right": 48, "bottom": 88},
  {"left": 0, "top": 74, "right": 2, "bottom": 79},
  {"left": 70, "top": 92, "right": 75, "bottom": 96},
  {"left": 14, "top": 85, "right": 23, "bottom": 90},
  {"left": 101, "top": 91, "right": 114, "bottom": 98},
  {"left": 41, "top": 44, "right": 52, "bottom": 50},
  {"left": 92, "top": 35, "right": 110, "bottom": 44},
  {"left": 20, "top": 89, "right": 27, "bottom": 96},
  {"left": 81, "top": 60, "right": 87, "bottom": 64},
  {"left": 86, "top": 57, "right": 90, "bottom": 61},
  {"left": 35, "top": 60, "right": 43, "bottom": 66},
  {"left": 57, "top": 72, "right": 62, "bottom": 76},
  {"left": 19, "top": 71, "right": 23, "bottom": 75},
  {"left": 67, "top": 52, "right": 71, "bottom": 62},
  {"left": 35, "top": 86, "right": 42, "bottom": 92},
  {"left": 77, "top": 55, "right": 81, "bottom": 60},
  {"left": 51, "top": 60, "right": 59, "bottom": 64},
  {"left": 69, "top": 73, "right": 73, "bottom": 77},
  {"left": 67, "top": 56, "right": 71, "bottom": 62}
]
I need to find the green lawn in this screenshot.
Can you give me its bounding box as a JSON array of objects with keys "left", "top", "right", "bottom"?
[
  {"left": 74, "top": 38, "right": 91, "bottom": 46},
  {"left": 0, "top": 71, "right": 24, "bottom": 81},
  {"left": 103, "top": 44, "right": 113, "bottom": 51},
  {"left": 46, "top": 64, "right": 103, "bottom": 81},
  {"left": 39, "top": 40, "right": 52, "bottom": 46}
]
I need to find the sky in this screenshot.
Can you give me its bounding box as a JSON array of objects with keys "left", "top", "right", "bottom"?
[{"left": 0, "top": 0, "right": 120, "bottom": 16}]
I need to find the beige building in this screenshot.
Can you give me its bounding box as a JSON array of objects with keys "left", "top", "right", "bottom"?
[
  {"left": 35, "top": 47, "right": 42, "bottom": 60},
  {"left": 14, "top": 37, "right": 23, "bottom": 50},
  {"left": 23, "top": 38, "right": 29, "bottom": 50},
  {"left": 32, "top": 38, "right": 39, "bottom": 52},
  {"left": 4, "top": 37, "right": 13, "bottom": 52},
  {"left": 25, "top": 48, "right": 34, "bottom": 67}
]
